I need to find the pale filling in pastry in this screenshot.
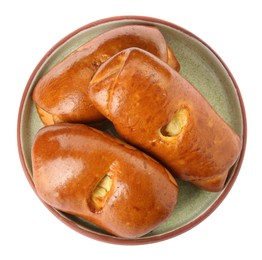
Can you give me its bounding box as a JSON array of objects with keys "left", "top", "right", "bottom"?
[
  {"left": 160, "top": 108, "right": 188, "bottom": 137},
  {"left": 91, "top": 174, "right": 112, "bottom": 212}
]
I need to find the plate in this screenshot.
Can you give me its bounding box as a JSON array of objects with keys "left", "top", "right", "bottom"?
[{"left": 17, "top": 16, "right": 246, "bottom": 245}]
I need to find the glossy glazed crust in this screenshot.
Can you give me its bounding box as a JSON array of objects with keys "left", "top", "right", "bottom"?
[
  {"left": 31, "top": 123, "right": 178, "bottom": 238},
  {"left": 32, "top": 25, "right": 180, "bottom": 125},
  {"left": 89, "top": 48, "right": 242, "bottom": 192}
]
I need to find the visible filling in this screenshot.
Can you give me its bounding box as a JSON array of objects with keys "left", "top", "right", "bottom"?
[
  {"left": 160, "top": 108, "right": 188, "bottom": 137},
  {"left": 91, "top": 174, "right": 112, "bottom": 212}
]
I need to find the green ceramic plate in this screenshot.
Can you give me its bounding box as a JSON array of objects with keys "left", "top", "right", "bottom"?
[{"left": 17, "top": 16, "right": 246, "bottom": 245}]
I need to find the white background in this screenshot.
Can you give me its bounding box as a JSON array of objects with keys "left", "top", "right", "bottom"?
[{"left": 1, "top": 0, "right": 261, "bottom": 259}]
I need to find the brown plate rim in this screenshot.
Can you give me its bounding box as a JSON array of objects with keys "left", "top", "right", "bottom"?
[{"left": 17, "top": 15, "right": 247, "bottom": 245}]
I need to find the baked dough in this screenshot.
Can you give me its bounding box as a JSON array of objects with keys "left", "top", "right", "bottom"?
[
  {"left": 32, "top": 25, "right": 179, "bottom": 125},
  {"left": 89, "top": 48, "right": 242, "bottom": 191},
  {"left": 31, "top": 123, "right": 178, "bottom": 238}
]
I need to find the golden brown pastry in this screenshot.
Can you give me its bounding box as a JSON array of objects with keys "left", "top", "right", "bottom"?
[
  {"left": 89, "top": 48, "right": 242, "bottom": 192},
  {"left": 32, "top": 25, "right": 180, "bottom": 125},
  {"left": 31, "top": 123, "right": 178, "bottom": 238}
]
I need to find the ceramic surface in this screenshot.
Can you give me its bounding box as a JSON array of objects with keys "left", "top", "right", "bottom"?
[{"left": 17, "top": 16, "right": 246, "bottom": 245}]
